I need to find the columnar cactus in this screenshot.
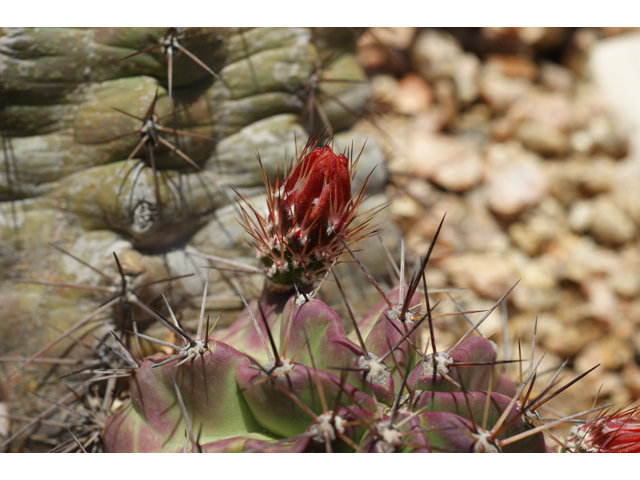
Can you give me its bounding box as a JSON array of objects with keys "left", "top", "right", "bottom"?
[{"left": 0, "top": 27, "right": 389, "bottom": 416}]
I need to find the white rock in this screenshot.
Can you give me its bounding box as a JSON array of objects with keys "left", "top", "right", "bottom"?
[
  {"left": 486, "top": 161, "right": 548, "bottom": 217},
  {"left": 568, "top": 200, "right": 593, "bottom": 233},
  {"left": 411, "top": 29, "right": 462, "bottom": 81},
  {"left": 453, "top": 53, "right": 480, "bottom": 105},
  {"left": 590, "top": 31, "right": 640, "bottom": 157}
]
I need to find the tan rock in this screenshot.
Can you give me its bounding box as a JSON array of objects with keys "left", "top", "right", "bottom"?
[
  {"left": 508, "top": 90, "right": 573, "bottom": 132},
  {"left": 509, "top": 203, "right": 567, "bottom": 256},
  {"left": 411, "top": 29, "right": 463, "bottom": 81},
  {"left": 521, "top": 28, "right": 570, "bottom": 49},
  {"left": 486, "top": 160, "right": 548, "bottom": 217},
  {"left": 542, "top": 158, "right": 584, "bottom": 206},
  {"left": 516, "top": 121, "right": 570, "bottom": 157},
  {"left": 611, "top": 271, "right": 640, "bottom": 300},
  {"left": 408, "top": 133, "right": 483, "bottom": 192},
  {"left": 357, "top": 29, "right": 414, "bottom": 74},
  {"left": 367, "top": 27, "right": 417, "bottom": 51},
  {"left": 452, "top": 104, "right": 492, "bottom": 139},
  {"left": 567, "top": 200, "right": 592, "bottom": 234},
  {"left": 512, "top": 257, "right": 560, "bottom": 312},
  {"left": 550, "top": 234, "right": 620, "bottom": 284},
  {"left": 580, "top": 155, "right": 616, "bottom": 194},
  {"left": 480, "top": 27, "right": 569, "bottom": 51},
  {"left": 589, "top": 196, "right": 637, "bottom": 246},
  {"left": 443, "top": 252, "right": 517, "bottom": 300},
  {"left": 581, "top": 278, "right": 620, "bottom": 326},
  {"left": 369, "top": 74, "right": 400, "bottom": 106},
  {"left": 479, "top": 67, "right": 531, "bottom": 112},
  {"left": 540, "top": 62, "right": 575, "bottom": 93},
  {"left": 393, "top": 72, "right": 432, "bottom": 114},
  {"left": 409, "top": 193, "right": 468, "bottom": 254},
  {"left": 545, "top": 320, "right": 602, "bottom": 358},
  {"left": 485, "top": 54, "right": 538, "bottom": 80},
  {"left": 600, "top": 336, "right": 634, "bottom": 370},
  {"left": 458, "top": 193, "right": 510, "bottom": 252},
  {"left": 490, "top": 117, "right": 515, "bottom": 142},
  {"left": 587, "top": 116, "right": 629, "bottom": 158},
  {"left": 610, "top": 161, "right": 640, "bottom": 228},
  {"left": 453, "top": 53, "right": 480, "bottom": 105}
]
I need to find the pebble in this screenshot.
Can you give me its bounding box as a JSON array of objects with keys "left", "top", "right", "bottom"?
[
  {"left": 587, "top": 116, "right": 629, "bottom": 158},
  {"left": 538, "top": 315, "right": 601, "bottom": 357},
  {"left": 519, "top": 27, "right": 570, "bottom": 50},
  {"left": 485, "top": 54, "right": 538, "bottom": 80},
  {"left": 581, "top": 278, "right": 620, "bottom": 326},
  {"left": 410, "top": 29, "right": 463, "bottom": 81},
  {"left": 443, "top": 252, "right": 517, "bottom": 299},
  {"left": 393, "top": 72, "right": 432, "bottom": 113},
  {"left": 516, "top": 121, "right": 571, "bottom": 157},
  {"left": 452, "top": 104, "right": 492, "bottom": 142},
  {"left": 580, "top": 155, "right": 616, "bottom": 194},
  {"left": 369, "top": 74, "right": 400, "bottom": 106},
  {"left": 589, "top": 196, "right": 637, "bottom": 246},
  {"left": 453, "top": 53, "right": 480, "bottom": 104},
  {"left": 600, "top": 337, "right": 634, "bottom": 370},
  {"left": 367, "top": 27, "right": 417, "bottom": 51},
  {"left": 357, "top": 29, "right": 413, "bottom": 74},
  {"left": 407, "top": 133, "right": 483, "bottom": 192},
  {"left": 480, "top": 27, "right": 570, "bottom": 51},
  {"left": 551, "top": 234, "right": 620, "bottom": 284},
  {"left": 479, "top": 67, "right": 531, "bottom": 111},
  {"left": 508, "top": 208, "right": 566, "bottom": 256},
  {"left": 508, "top": 90, "right": 573, "bottom": 131},
  {"left": 512, "top": 256, "right": 560, "bottom": 312},
  {"left": 567, "top": 200, "right": 592, "bottom": 234},
  {"left": 539, "top": 62, "right": 575, "bottom": 93},
  {"left": 611, "top": 271, "right": 640, "bottom": 299},
  {"left": 610, "top": 162, "right": 640, "bottom": 227},
  {"left": 459, "top": 191, "right": 510, "bottom": 252},
  {"left": 486, "top": 160, "right": 548, "bottom": 217}
]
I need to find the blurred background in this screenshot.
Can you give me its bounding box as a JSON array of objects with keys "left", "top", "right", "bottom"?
[{"left": 355, "top": 27, "right": 640, "bottom": 417}]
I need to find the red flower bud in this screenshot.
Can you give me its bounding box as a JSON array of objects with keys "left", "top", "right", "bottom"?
[
  {"left": 237, "top": 135, "right": 374, "bottom": 291},
  {"left": 564, "top": 409, "right": 640, "bottom": 453},
  {"left": 279, "top": 145, "right": 351, "bottom": 251}
]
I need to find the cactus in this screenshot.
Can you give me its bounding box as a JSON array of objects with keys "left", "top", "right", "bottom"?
[
  {"left": 1, "top": 27, "right": 636, "bottom": 454},
  {"left": 97, "top": 141, "right": 607, "bottom": 453}
]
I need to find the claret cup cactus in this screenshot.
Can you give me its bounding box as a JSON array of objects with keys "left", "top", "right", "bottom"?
[{"left": 96, "top": 138, "right": 610, "bottom": 453}]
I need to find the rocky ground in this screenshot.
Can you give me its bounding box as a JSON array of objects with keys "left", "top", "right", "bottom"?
[{"left": 354, "top": 27, "right": 640, "bottom": 427}]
